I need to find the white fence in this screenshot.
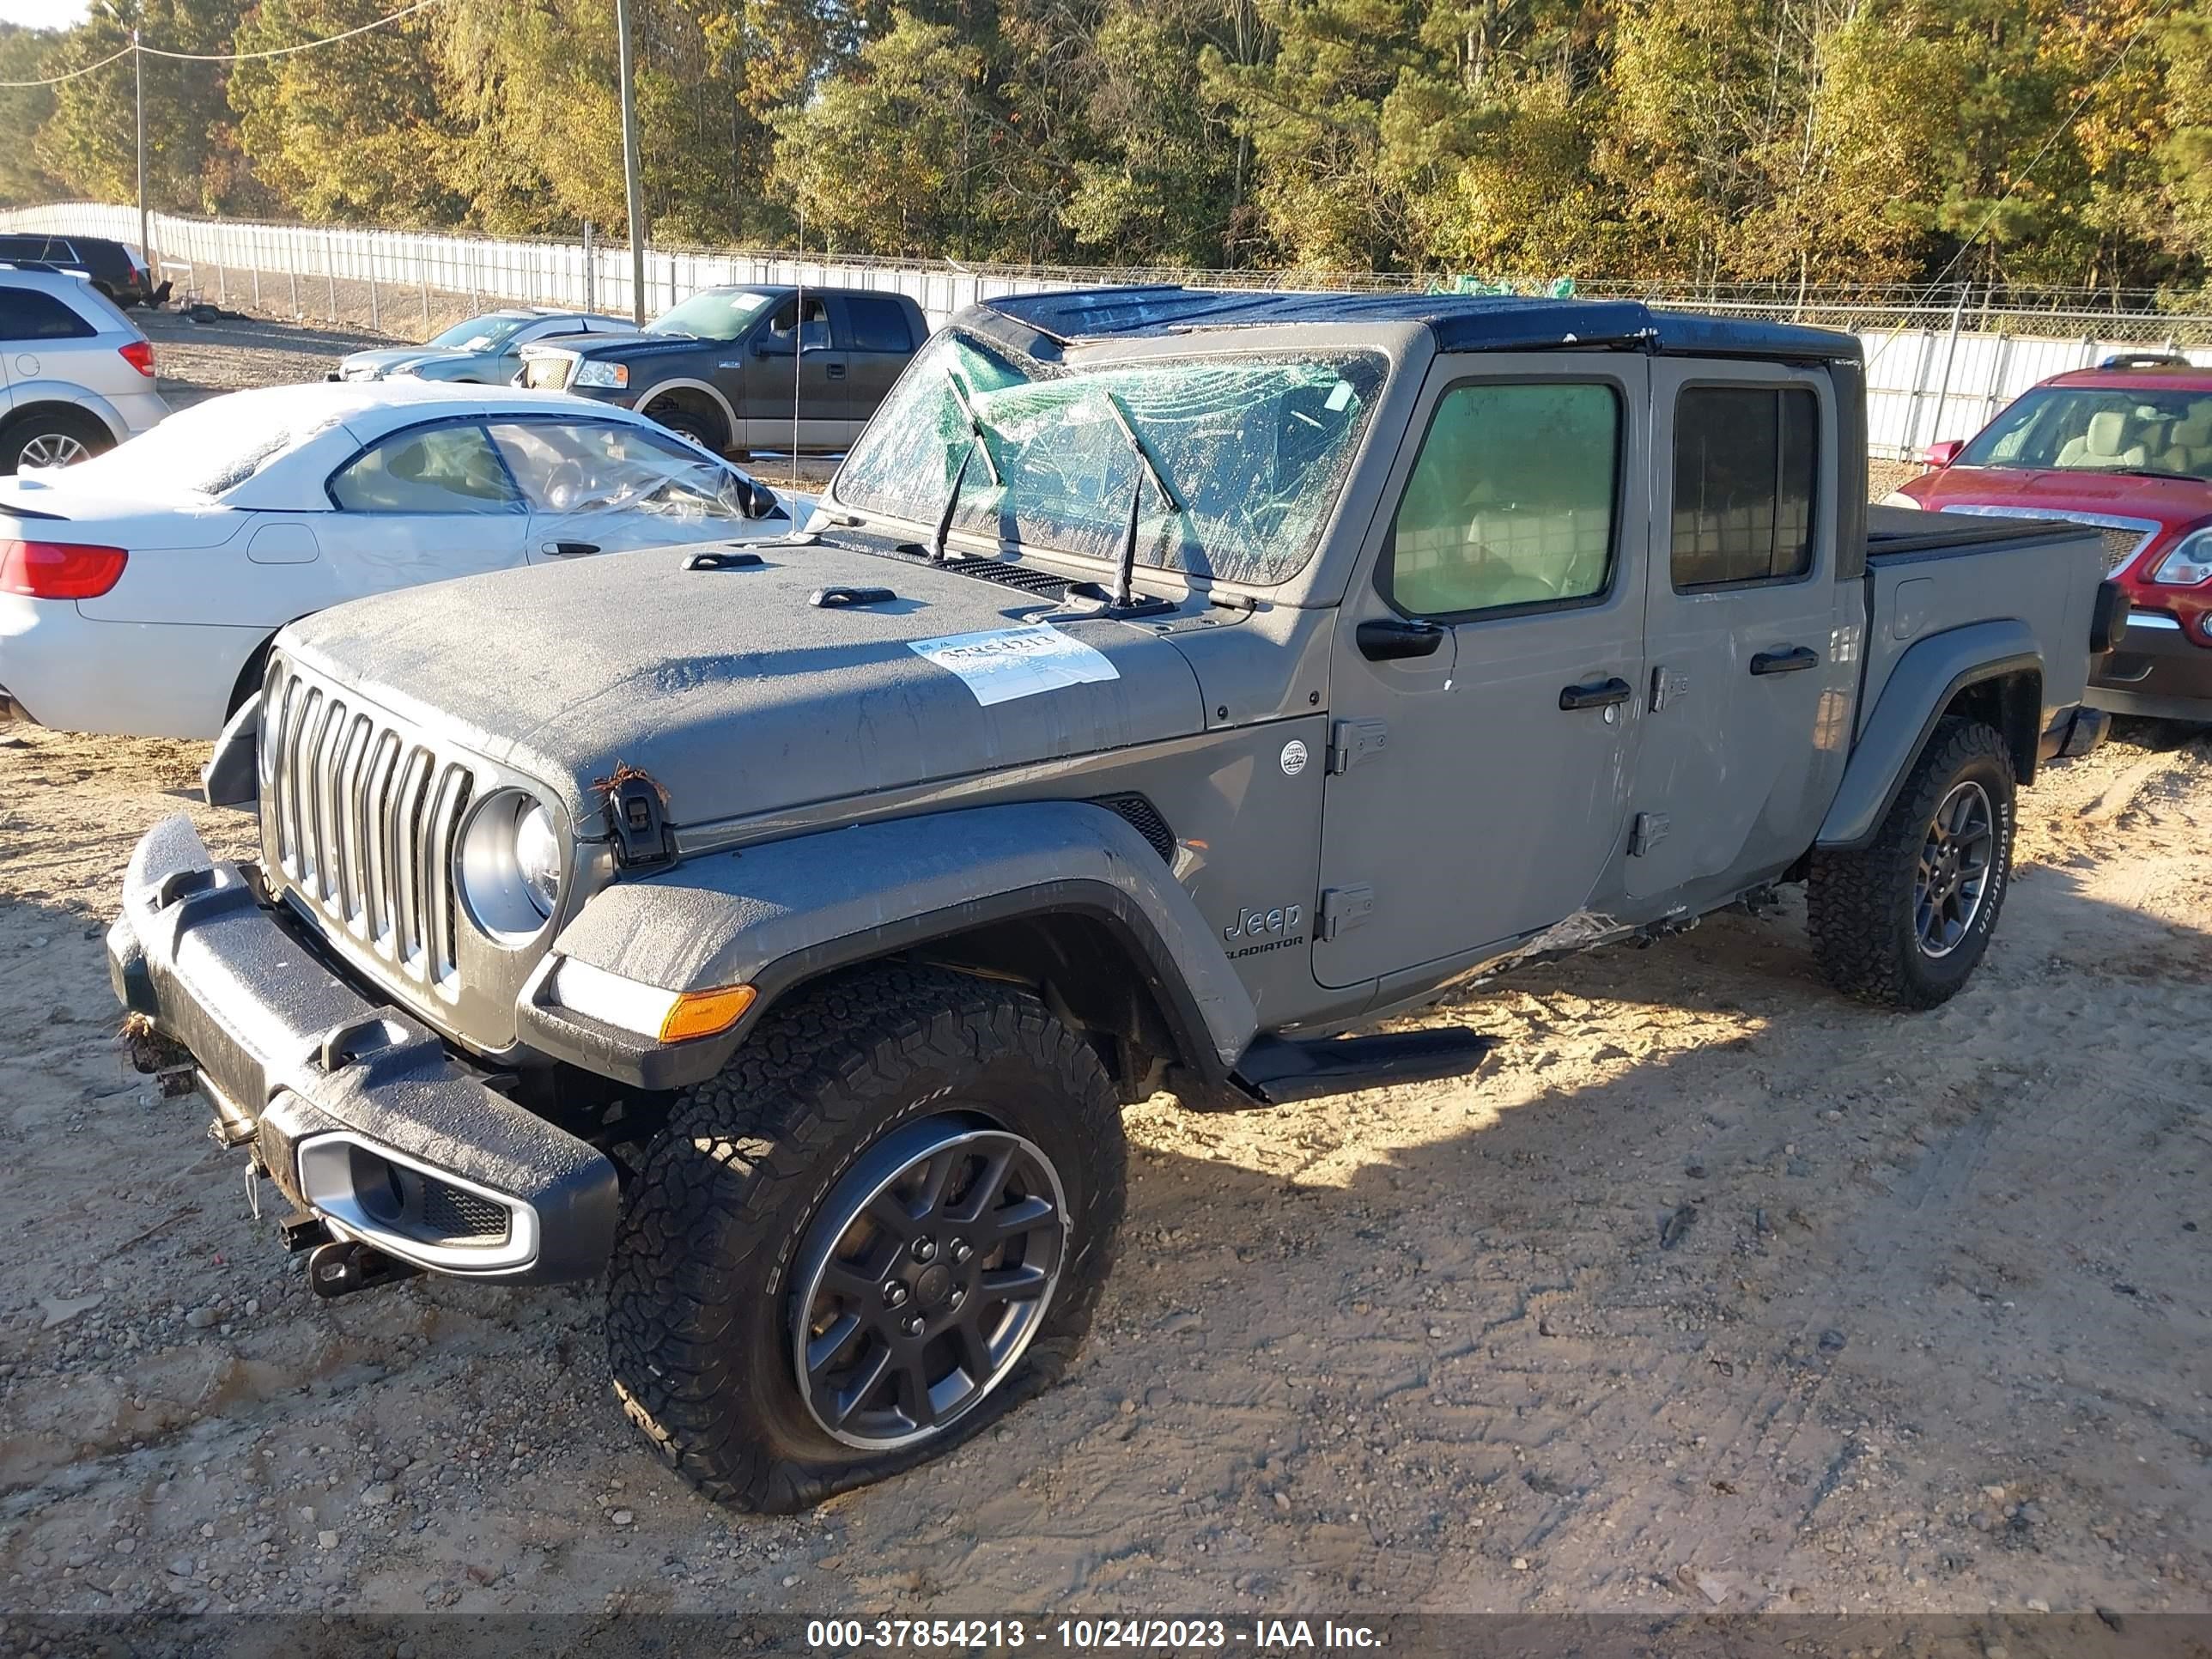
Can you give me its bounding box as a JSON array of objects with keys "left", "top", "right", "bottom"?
[{"left": 9, "top": 201, "right": 2212, "bottom": 459}]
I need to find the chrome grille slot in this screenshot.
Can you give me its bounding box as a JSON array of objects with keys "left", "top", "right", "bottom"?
[{"left": 264, "top": 658, "right": 476, "bottom": 999}]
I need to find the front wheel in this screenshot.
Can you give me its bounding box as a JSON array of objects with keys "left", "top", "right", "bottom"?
[
  {"left": 1808, "top": 716, "right": 2016, "bottom": 1008},
  {"left": 605, "top": 964, "right": 1127, "bottom": 1512}
]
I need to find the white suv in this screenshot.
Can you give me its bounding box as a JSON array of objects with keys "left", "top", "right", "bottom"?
[{"left": 0, "top": 267, "right": 170, "bottom": 473}]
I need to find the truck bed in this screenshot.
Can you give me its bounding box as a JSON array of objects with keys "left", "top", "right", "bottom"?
[{"left": 1856, "top": 504, "right": 2106, "bottom": 742}]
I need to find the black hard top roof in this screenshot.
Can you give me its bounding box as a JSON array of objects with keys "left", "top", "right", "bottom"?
[{"left": 976, "top": 284, "right": 1860, "bottom": 363}]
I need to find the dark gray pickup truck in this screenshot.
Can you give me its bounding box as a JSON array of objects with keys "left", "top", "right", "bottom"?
[{"left": 111, "top": 288, "right": 2124, "bottom": 1513}]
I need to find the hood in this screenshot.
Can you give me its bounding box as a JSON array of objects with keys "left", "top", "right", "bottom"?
[
  {"left": 276, "top": 540, "right": 1206, "bottom": 832},
  {"left": 1910, "top": 464, "right": 2212, "bottom": 529},
  {"left": 554, "top": 333, "right": 716, "bottom": 363},
  {"left": 338, "top": 347, "right": 464, "bottom": 380}
]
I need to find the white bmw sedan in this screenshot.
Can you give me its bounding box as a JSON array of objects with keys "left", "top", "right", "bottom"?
[{"left": 0, "top": 380, "right": 804, "bottom": 738}]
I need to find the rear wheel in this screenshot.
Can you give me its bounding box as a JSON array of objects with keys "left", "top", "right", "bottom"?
[
  {"left": 0, "top": 407, "right": 112, "bottom": 474},
  {"left": 1808, "top": 717, "right": 2016, "bottom": 1008},
  {"left": 605, "top": 964, "right": 1127, "bottom": 1512}
]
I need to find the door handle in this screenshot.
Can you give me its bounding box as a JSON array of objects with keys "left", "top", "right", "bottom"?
[
  {"left": 1749, "top": 646, "right": 1820, "bottom": 675},
  {"left": 1356, "top": 618, "right": 1445, "bottom": 661},
  {"left": 542, "top": 540, "right": 599, "bottom": 557},
  {"left": 1559, "top": 676, "right": 1632, "bottom": 711},
  {"left": 826, "top": 362, "right": 846, "bottom": 380}
]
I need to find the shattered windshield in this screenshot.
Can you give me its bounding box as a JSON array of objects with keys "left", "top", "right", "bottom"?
[{"left": 834, "top": 331, "right": 1389, "bottom": 586}]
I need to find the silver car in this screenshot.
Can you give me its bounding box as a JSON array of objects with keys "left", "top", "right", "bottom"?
[
  {"left": 334, "top": 307, "right": 639, "bottom": 385},
  {"left": 0, "top": 266, "right": 170, "bottom": 473}
]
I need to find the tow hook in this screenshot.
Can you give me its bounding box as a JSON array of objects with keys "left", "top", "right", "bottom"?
[{"left": 307, "top": 1238, "right": 422, "bottom": 1300}]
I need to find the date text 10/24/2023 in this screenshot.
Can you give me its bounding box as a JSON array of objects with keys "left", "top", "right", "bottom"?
[{"left": 805, "top": 1619, "right": 1384, "bottom": 1651}]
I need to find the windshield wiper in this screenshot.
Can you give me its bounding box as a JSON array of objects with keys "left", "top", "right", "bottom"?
[
  {"left": 1097, "top": 390, "right": 1182, "bottom": 614},
  {"left": 945, "top": 374, "right": 1001, "bottom": 486},
  {"left": 929, "top": 441, "right": 980, "bottom": 562}
]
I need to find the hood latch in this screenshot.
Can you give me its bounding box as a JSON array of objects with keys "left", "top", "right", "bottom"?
[{"left": 596, "top": 763, "right": 678, "bottom": 870}]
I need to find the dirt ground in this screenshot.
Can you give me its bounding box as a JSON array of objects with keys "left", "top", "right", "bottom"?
[
  {"left": 1, "top": 313, "right": 2207, "bottom": 1634},
  {"left": 0, "top": 716, "right": 2207, "bottom": 1630}
]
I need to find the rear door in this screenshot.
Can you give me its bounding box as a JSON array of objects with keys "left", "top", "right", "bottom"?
[
  {"left": 1626, "top": 362, "right": 1853, "bottom": 901},
  {"left": 836, "top": 293, "right": 921, "bottom": 442},
  {"left": 1313, "top": 355, "right": 1651, "bottom": 988},
  {"left": 744, "top": 295, "right": 847, "bottom": 452}
]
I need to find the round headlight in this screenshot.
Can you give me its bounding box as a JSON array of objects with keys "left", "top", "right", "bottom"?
[
  {"left": 458, "top": 791, "right": 562, "bottom": 943},
  {"left": 514, "top": 802, "right": 560, "bottom": 918}
]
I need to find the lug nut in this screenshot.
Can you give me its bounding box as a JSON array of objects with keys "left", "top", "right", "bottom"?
[
  {"left": 949, "top": 1238, "right": 972, "bottom": 1265},
  {"left": 911, "top": 1237, "right": 938, "bottom": 1263},
  {"left": 902, "top": 1315, "right": 926, "bottom": 1338},
  {"left": 883, "top": 1280, "right": 910, "bottom": 1308},
  {"left": 948, "top": 1287, "right": 966, "bottom": 1310}
]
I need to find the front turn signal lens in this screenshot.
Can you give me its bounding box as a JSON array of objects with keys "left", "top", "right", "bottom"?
[{"left": 658, "top": 983, "right": 757, "bottom": 1042}]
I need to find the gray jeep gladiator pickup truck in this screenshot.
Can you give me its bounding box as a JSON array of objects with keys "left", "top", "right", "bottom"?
[{"left": 110, "top": 287, "right": 2125, "bottom": 1512}]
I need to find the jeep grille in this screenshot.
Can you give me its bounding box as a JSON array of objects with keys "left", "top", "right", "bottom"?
[{"left": 263, "top": 658, "right": 474, "bottom": 995}]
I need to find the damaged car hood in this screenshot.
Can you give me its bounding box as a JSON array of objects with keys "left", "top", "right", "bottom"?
[{"left": 275, "top": 540, "right": 1207, "bottom": 832}]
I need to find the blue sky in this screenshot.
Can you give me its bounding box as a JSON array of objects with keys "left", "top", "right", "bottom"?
[{"left": 1, "top": 0, "right": 88, "bottom": 28}]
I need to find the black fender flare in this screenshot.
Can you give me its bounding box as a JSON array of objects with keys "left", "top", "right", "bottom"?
[{"left": 520, "top": 801, "right": 1260, "bottom": 1091}]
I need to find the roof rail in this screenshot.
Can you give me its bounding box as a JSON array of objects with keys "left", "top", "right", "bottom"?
[{"left": 2099, "top": 350, "right": 2193, "bottom": 370}]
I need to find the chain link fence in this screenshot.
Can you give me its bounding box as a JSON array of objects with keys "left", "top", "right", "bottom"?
[{"left": 9, "top": 201, "right": 2212, "bottom": 459}]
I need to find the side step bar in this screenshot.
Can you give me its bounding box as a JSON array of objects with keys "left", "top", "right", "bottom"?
[{"left": 1231, "top": 1026, "right": 1499, "bottom": 1106}]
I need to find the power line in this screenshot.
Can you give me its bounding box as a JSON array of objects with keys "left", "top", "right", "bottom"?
[
  {"left": 0, "top": 42, "right": 133, "bottom": 89},
  {"left": 141, "top": 0, "right": 452, "bottom": 62},
  {"left": 0, "top": 0, "right": 452, "bottom": 88}
]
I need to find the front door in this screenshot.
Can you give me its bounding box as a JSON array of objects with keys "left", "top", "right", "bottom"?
[
  {"left": 744, "top": 295, "right": 848, "bottom": 452},
  {"left": 1313, "top": 356, "right": 1652, "bottom": 989},
  {"left": 1626, "top": 362, "right": 1854, "bottom": 901}
]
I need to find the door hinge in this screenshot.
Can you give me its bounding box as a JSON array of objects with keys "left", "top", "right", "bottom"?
[
  {"left": 1629, "top": 811, "right": 1670, "bottom": 857},
  {"left": 1318, "top": 884, "right": 1375, "bottom": 941},
  {"left": 1327, "top": 718, "right": 1389, "bottom": 775},
  {"left": 1650, "top": 665, "right": 1690, "bottom": 713}
]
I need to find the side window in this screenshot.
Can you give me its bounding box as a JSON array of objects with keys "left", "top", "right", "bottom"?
[
  {"left": 847, "top": 297, "right": 914, "bottom": 354},
  {"left": 758, "top": 295, "right": 831, "bottom": 356},
  {"left": 0, "top": 289, "right": 96, "bottom": 341},
  {"left": 328, "top": 424, "right": 521, "bottom": 514},
  {"left": 487, "top": 419, "right": 756, "bottom": 520},
  {"left": 1671, "top": 386, "right": 1818, "bottom": 589},
  {"left": 1384, "top": 382, "right": 1621, "bottom": 618}
]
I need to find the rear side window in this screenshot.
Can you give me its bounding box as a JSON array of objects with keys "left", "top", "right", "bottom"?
[
  {"left": 1671, "top": 386, "right": 1818, "bottom": 589},
  {"left": 1384, "top": 381, "right": 1622, "bottom": 618},
  {"left": 0, "top": 288, "right": 95, "bottom": 342},
  {"left": 847, "top": 297, "right": 915, "bottom": 354},
  {"left": 329, "top": 424, "right": 522, "bottom": 514}
]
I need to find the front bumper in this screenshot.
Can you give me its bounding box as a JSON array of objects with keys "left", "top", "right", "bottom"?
[
  {"left": 107, "top": 814, "right": 618, "bottom": 1284},
  {"left": 2087, "top": 611, "right": 2212, "bottom": 721}
]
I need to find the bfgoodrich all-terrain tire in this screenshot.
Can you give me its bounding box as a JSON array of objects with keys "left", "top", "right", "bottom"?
[
  {"left": 605, "top": 964, "right": 1127, "bottom": 1513},
  {"left": 1808, "top": 716, "right": 2017, "bottom": 1009}
]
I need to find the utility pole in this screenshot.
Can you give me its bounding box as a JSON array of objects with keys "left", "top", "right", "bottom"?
[
  {"left": 124, "top": 11, "right": 149, "bottom": 272},
  {"left": 614, "top": 0, "right": 646, "bottom": 325}
]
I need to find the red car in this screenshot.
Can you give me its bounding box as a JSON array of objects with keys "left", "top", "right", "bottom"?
[{"left": 1890, "top": 353, "right": 2212, "bottom": 722}]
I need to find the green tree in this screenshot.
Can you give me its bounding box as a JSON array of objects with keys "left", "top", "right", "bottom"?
[
  {"left": 36, "top": 0, "right": 256, "bottom": 215},
  {"left": 0, "top": 26, "right": 65, "bottom": 210},
  {"left": 230, "top": 0, "right": 465, "bottom": 224}
]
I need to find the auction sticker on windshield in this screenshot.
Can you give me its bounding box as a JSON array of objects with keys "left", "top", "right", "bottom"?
[{"left": 908, "top": 624, "right": 1121, "bottom": 707}]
